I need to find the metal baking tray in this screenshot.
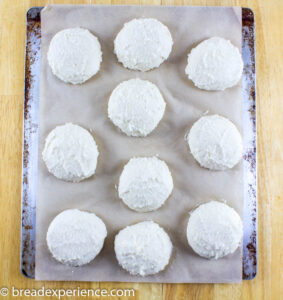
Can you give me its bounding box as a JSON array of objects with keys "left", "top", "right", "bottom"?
[{"left": 21, "top": 6, "right": 257, "bottom": 280}]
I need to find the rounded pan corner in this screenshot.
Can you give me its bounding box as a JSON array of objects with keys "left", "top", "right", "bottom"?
[
  {"left": 242, "top": 7, "right": 255, "bottom": 19},
  {"left": 26, "top": 7, "right": 37, "bottom": 17},
  {"left": 21, "top": 267, "right": 34, "bottom": 279},
  {"left": 243, "top": 264, "right": 257, "bottom": 281},
  {"left": 26, "top": 6, "right": 43, "bottom": 22},
  {"left": 246, "top": 270, "right": 257, "bottom": 281}
]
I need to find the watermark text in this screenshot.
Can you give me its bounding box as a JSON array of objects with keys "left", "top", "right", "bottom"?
[{"left": 0, "top": 286, "right": 135, "bottom": 298}]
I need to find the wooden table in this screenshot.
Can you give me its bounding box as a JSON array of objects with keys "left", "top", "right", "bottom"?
[{"left": 0, "top": 0, "right": 281, "bottom": 299}]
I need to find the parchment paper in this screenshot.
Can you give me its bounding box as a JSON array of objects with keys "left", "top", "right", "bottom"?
[{"left": 36, "top": 5, "right": 243, "bottom": 283}]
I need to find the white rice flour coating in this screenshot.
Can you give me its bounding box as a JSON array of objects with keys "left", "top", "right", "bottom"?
[
  {"left": 187, "top": 201, "right": 243, "bottom": 259},
  {"left": 47, "top": 28, "right": 102, "bottom": 84},
  {"left": 114, "top": 18, "right": 173, "bottom": 71},
  {"left": 42, "top": 123, "right": 99, "bottom": 182},
  {"left": 115, "top": 221, "right": 172, "bottom": 276},
  {"left": 108, "top": 78, "right": 166, "bottom": 137},
  {"left": 185, "top": 37, "right": 243, "bottom": 91},
  {"left": 186, "top": 115, "right": 243, "bottom": 171},
  {"left": 46, "top": 209, "right": 107, "bottom": 266},
  {"left": 118, "top": 156, "right": 173, "bottom": 212}
]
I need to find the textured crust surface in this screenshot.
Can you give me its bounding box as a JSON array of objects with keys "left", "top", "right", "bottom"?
[
  {"left": 187, "top": 201, "right": 243, "bottom": 259},
  {"left": 114, "top": 18, "right": 173, "bottom": 71},
  {"left": 46, "top": 209, "right": 107, "bottom": 266},
  {"left": 42, "top": 123, "right": 99, "bottom": 182},
  {"left": 187, "top": 115, "right": 243, "bottom": 170},
  {"left": 185, "top": 37, "right": 243, "bottom": 91},
  {"left": 118, "top": 156, "right": 173, "bottom": 212},
  {"left": 108, "top": 79, "right": 166, "bottom": 137},
  {"left": 115, "top": 221, "right": 172, "bottom": 276},
  {"left": 47, "top": 28, "right": 102, "bottom": 84}
]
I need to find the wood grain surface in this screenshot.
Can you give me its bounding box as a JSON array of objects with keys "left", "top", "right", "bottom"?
[{"left": 0, "top": 0, "right": 282, "bottom": 299}]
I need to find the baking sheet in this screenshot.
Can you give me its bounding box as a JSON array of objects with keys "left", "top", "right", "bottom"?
[
  {"left": 35, "top": 5, "right": 244, "bottom": 283},
  {"left": 22, "top": 7, "right": 257, "bottom": 281}
]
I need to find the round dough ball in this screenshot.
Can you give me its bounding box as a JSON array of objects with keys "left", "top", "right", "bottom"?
[
  {"left": 47, "top": 209, "right": 107, "bottom": 266},
  {"left": 187, "top": 201, "right": 243, "bottom": 259},
  {"left": 108, "top": 78, "right": 166, "bottom": 137},
  {"left": 115, "top": 221, "right": 172, "bottom": 276},
  {"left": 42, "top": 123, "right": 99, "bottom": 182},
  {"left": 118, "top": 156, "right": 173, "bottom": 212},
  {"left": 114, "top": 18, "right": 173, "bottom": 71},
  {"left": 185, "top": 37, "right": 243, "bottom": 91},
  {"left": 47, "top": 28, "right": 102, "bottom": 84},
  {"left": 186, "top": 115, "right": 243, "bottom": 170}
]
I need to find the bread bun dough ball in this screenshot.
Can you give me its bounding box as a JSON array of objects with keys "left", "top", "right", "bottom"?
[
  {"left": 115, "top": 221, "right": 172, "bottom": 276},
  {"left": 187, "top": 201, "right": 243, "bottom": 259},
  {"left": 118, "top": 156, "right": 173, "bottom": 212},
  {"left": 108, "top": 78, "right": 166, "bottom": 137},
  {"left": 47, "top": 28, "right": 102, "bottom": 84},
  {"left": 46, "top": 209, "right": 107, "bottom": 266},
  {"left": 185, "top": 37, "right": 243, "bottom": 91},
  {"left": 186, "top": 115, "right": 243, "bottom": 170},
  {"left": 42, "top": 123, "right": 99, "bottom": 182},
  {"left": 114, "top": 18, "right": 173, "bottom": 71}
]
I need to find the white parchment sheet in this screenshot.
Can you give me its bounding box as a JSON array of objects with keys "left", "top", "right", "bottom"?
[{"left": 36, "top": 5, "right": 243, "bottom": 283}]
